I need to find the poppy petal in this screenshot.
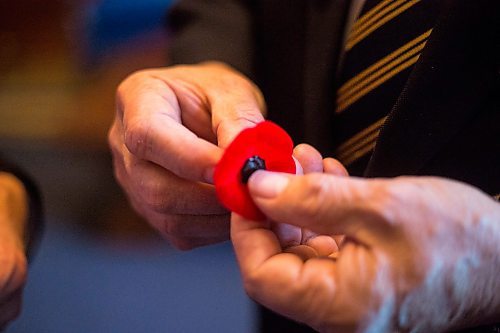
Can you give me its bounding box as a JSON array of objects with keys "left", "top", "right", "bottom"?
[{"left": 214, "top": 121, "right": 295, "bottom": 220}]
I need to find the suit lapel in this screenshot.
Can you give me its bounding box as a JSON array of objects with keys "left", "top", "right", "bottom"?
[{"left": 366, "top": 0, "right": 500, "bottom": 177}]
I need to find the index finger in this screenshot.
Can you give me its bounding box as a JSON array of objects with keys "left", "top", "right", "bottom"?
[
  {"left": 231, "top": 214, "right": 338, "bottom": 326},
  {"left": 118, "top": 72, "right": 222, "bottom": 183}
]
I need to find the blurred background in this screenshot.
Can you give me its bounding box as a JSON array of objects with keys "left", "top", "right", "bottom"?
[{"left": 0, "top": 0, "right": 255, "bottom": 332}]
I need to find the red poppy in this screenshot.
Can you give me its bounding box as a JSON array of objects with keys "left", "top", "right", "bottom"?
[{"left": 214, "top": 121, "right": 296, "bottom": 220}]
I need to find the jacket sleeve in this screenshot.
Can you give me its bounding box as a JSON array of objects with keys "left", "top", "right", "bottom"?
[
  {"left": 166, "top": 0, "right": 255, "bottom": 78},
  {"left": 0, "top": 156, "right": 43, "bottom": 261}
]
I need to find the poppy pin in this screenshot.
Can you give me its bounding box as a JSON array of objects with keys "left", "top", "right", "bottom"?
[{"left": 214, "top": 121, "right": 296, "bottom": 221}]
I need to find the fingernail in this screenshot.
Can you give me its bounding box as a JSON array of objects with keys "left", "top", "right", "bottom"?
[{"left": 248, "top": 171, "right": 290, "bottom": 198}]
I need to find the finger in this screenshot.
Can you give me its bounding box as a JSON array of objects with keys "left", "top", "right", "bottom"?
[
  {"left": 248, "top": 171, "right": 390, "bottom": 239},
  {"left": 323, "top": 157, "right": 349, "bottom": 176},
  {"left": 0, "top": 253, "right": 27, "bottom": 304},
  {"left": 0, "top": 289, "right": 22, "bottom": 327},
  {"left": 293, "top": 144, "right": 323, "bottom": 173},
  {"left": 232, "top": 213, "right": 341, "bottom": 329},
  {"left": 209, "top": 77, "right": 266, "bottom": 148},
  {"left": 271, "top": 222, "right": 302, "bottom": 248},
  {"left": 333, "top": 235, "right": 346, "bottom": 247},
  {"left": 290, "top": 144, "right": 324, "bottom": 245},
  {"left": 231, "top": 214, "right": 306, "bottom": 308},
  {"left": 231, "top": 214, "right": 287, "bottom": 276},
  {"left": 284, "top": 245, "right": 319, "bottom": 261},
  {"left": 118, "top": 72, "right": 222, "bottom": 183},
  {"left": 231, "top": 214, "right": 343, "bottom": 330},
  {"left": 305, "top": 235, "right": 340, "bottom": 256},
  {"left": 147, "top": 213, "right": 230, "bottom": 239},
  {"left": 123, "top": 157, "right": 226, "bottom": 215}
]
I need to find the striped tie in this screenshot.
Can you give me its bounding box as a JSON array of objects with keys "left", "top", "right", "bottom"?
[{"left": 333, "top": 0, "right": 439, "bottom": 176}]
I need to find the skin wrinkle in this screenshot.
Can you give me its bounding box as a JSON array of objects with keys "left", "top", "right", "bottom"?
[
  {"left": 202, "top": 64, "right": 266, "bottom": 116},
  {"left": 214, "top": 114, "right": 263, "bottom": 148},
  {"left": 127, "top": 73, "right": 182, "bottom": 123},
  {"left": 282, "top": 175, "right": 337, "bottom": 232},
  {"left": 156, "top": 74, "right": 209, "bottom": 115},
  {"left": 123, "top": 117, "right": 154, "bottom": 158}
]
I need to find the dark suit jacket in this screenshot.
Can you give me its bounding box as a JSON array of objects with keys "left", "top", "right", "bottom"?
[{"left": 167, "top": 0, "right": 500, "bottom": 331}]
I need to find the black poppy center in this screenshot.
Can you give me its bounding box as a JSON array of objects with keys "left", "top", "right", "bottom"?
[{"left": 241, "top": 155, "right": 267, "bottom": 184}]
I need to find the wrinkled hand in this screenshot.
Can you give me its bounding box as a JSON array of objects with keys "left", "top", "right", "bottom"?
[
  {"left": 270, "top": 146, "right": 348, "bottom": 252},
  {"left": 109, "top": 62, "right": 266, "bottom": 249},
  {"left": 0, "top": 173, "right": 28, "bottom": 329},
  {"left": 231, "top": 173, "right": 500, "bottom": 332}
]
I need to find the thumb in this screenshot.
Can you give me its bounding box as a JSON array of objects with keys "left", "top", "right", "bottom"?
[{"left": 247, "top": 171, "right": 387, "bottom": 237}]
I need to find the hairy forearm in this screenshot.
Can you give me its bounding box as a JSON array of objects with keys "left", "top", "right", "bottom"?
[
  {"left": 455, "top": 195, "right": 500, "bottom": 329},
  {"left": 397, "top": 192, "right": 500, "bottom": 332}
]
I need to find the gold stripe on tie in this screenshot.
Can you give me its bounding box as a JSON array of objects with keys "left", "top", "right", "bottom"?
[
  {"left": 351, "top": 0, "right": 396, "bottom": 31},
  {"left": 337, "top": 129, "right": 380, "bottom": 165},
  {"left": 337, "top": 53, "right": 422, "bottom": 112},
  {"left": 336, "top": 117, "right": 386, "bottom": 164},
  {"left": 340, "top": 140, "right": 377, "bottom": 166},
  {"left": 346, "top": 0, "right": 421, "bottom": 51},
  {"left": 338, "top": 29, "right": 432, "bottom": 98},
  {"left": 349, "top": 0, "right": 406, "bottom": 45},
  {"left": 336, "top": 29, "right": 432, "bottom": 113}
]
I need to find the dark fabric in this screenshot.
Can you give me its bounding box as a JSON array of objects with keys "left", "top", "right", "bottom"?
[
  {"left": 166, "top": 0, "right": 500, "bottom": 332},
  {"left": 168, "top": 0, "right": 349, "bottom": 149},
  {"left": 259, "top": 306, "right": 316, "bottom": 333},
  {"left": 167, "top": 0, "right": 255, "bottom": 78},
  {"left": 0, "top": 156, "right": 43, "bottom": 261},
  {"left": 365, "top": 0, "right": 500, "bottom": 197},
  {"left": 334, "top": 0, "right": 440, "bottom": 176}
]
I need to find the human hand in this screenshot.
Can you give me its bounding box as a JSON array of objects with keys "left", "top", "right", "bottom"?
[
  {"left": 109, "top": 62, "right": 266, "bottom": 249},
  {"left": 269, "top": 145, "right": 348, "bottom": 252},
  {"left": 231, "top": 174, "right": 500, "bottom": 332},
  {"left": 0, "top": 173, "right": 28, "bottom": 328}
]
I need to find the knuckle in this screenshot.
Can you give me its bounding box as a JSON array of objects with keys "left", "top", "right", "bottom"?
[
  {"left": 123, "top": 117, "right": 154, "bottom": 158},
  {"left": 116, "top": 68, "right": 161, "bottom": 115},
  {"left": 107, "top": 123, "right": 117, "bottom": 148},
  {"left": 120, "top": 69, "right": 155, "bottom": 89},
  {"left": 116, "top": 70, "right": 147, "bottom": 101}
]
